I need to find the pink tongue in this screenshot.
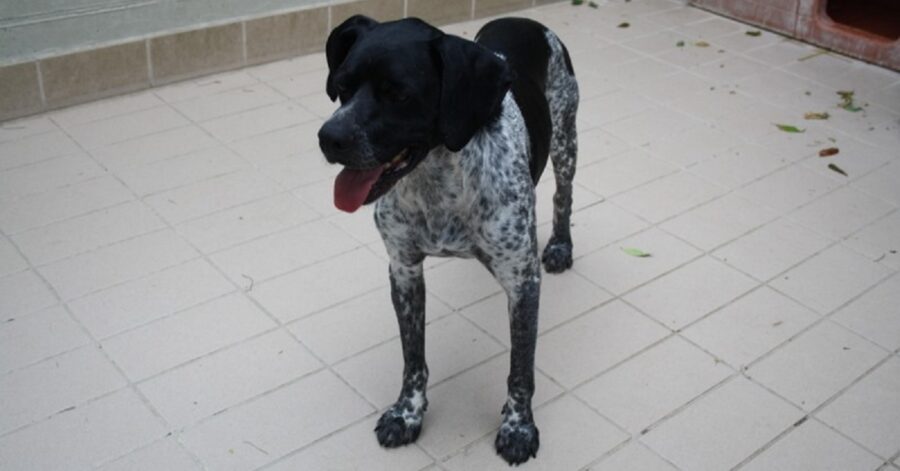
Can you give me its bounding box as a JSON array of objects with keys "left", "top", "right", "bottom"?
[{"left": 334, "top": 166, "right": 384, "bottom": 213}]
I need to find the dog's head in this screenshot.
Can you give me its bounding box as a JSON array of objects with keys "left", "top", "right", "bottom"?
[{"left": 318, "top": 16, "right": 514, "bottom": 212}]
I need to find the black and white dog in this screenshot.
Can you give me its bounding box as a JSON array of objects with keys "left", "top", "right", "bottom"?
[{"left": 317, "top": 14, "right": 578, "bottom": 465}]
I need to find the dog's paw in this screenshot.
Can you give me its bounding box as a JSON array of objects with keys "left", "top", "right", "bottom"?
[
  {"left": 495, "top": 420, "right": 540, "bottom": 466},
  {"left": 541, "top": 240, "right": 573, "bottom": 273},
  {"left": 375, "top": 405, "right": 423, "bottom": 447}
]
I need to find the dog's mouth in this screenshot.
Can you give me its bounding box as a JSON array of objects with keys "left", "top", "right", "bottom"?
[{"left": 333, "top": 147, "right": 426, "bottom": 212}]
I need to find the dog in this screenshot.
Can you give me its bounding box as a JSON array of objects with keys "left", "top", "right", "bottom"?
[{"left": 317, "top": 14, "right": 578, "bottom": 465}]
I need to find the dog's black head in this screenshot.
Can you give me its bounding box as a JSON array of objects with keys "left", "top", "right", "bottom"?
[{"left": 318, "top": 15, "right": 514, "bottom": 212}]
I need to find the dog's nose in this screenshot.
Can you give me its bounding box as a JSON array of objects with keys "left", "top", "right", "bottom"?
[{"left": 318, "top": 121, "right": 351, "bottom": 161}]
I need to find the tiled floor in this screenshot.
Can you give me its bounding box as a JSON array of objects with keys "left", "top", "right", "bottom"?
[{"left": 1, "top": 0, "right": 899, "bottom": 469}]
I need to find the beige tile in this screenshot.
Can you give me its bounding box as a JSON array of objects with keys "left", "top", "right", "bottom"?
[
  {"left": 0, "top": 236, "right": 27, "bottom": 277},
  {"left": 246, "top": 53, "right": 326, "bottom": 82},
  {"left": 139, "top": 330, "right": 321, "bottom": 428},
  {"left": 246, "top": 7, "right": 329, "bottom": 64},
  {"left": 68, "top": 259, "right": 234, "bottom": 339},
  {"left": 180, "top": 370, "right": 373, "bottom": 471},
  {"left": 578, "top": 89, "right": 656, "bottom": 129},
  {"left": 327, "top": 205, "right": 383, "bottom": 244},
  {"left": 0, "top": 270, "right": 57, "bottom": 319},
  {"left": 0, "top": 389, "right": 165, "bottom": 471},
  {"left": 90, "top": 125, "right": 218, "bottom": 171},
  {"left": 644, "top": 124, "right": 736, "bottom": 168},
  {"left": 660, "top": 193, "right": 778, "bottom": 251},
  {"left": 576, "top": 128, "right": 631, "bottom": 166},
  {"left": 67, "top": 105, "right": 190, "bottom": 149},
  {"left": 0, "top": 130, "right": 80, "bottom": 171},
  {"left": 641, "top": 376, "right": 803, "bottom": 471},
  {"left": 443, "top": 395, "right": 627, "bottom": 470},
  {"left": 713, "top": 218, "right": 832, "bottom": 281},
  {"left": 0, "top": 346, "right": 126, "bottom": 434},
  {"left": 575, "top": 228, "right": 701, "bottom": 295},
  {"left": 852, "top": 161, "right": 900, "bottom": 206},
  {"left": 0, "top": 62, "right": 42, "bottom": 122},
  {"left": 12, "top": 201, "right": 165, "bottom": 265},
  {"left": 250, "top": 247, "right": 386, "bottom": 322},
  {"left": 49, "top": 91, "right": 163, "bottom": 128},
  {"left": 689, "top": 143, "right": 791, "bottom": 190},
  {"left": 334, "top": 314, "right": 504, "bottom": 407},
  {"left": 845, "top": 211, "right": 900, "bottom": 269},
  {"left": 800, "top": 138, "right": 894, "bottom": 183},
  {"left": 537, "top": 300, "right": 669, "bottom": 388},
  {"left": 770, "top": 245, "right": 893, "bottom": 314},
  {"left": 0, "top": 305, "right": 89, "bottom": 374},
  {"left": 409, "top": 0, "right": 471, "bottom": 25},
  {"left": 424, "top": 257, "right": 503, "bottom": 309},
  {"left": 739, "top": 164, "right": 842, "bottom": 214},
  {"left": 153, "top": 70, "right": 258, "bottom": 103},
  {"left": 97, "top": 438, "right": 201, "bottom": 471},
  {"left": 42, "top": 41, "right": 149, "bottom": 108},
  {"left": 683, "top": 287, "right": 819, "bottom": 368},
  {"left": 603, "top": 107, "right": 699, "bottom": 147},
  {"left": 0, "top": 153, "right": 106, "bottom": 202},
  {"left": 832, "top": 274, "right": 900, "bottom": 351},
  {"left": 818, "top": 357, "right": 900, "bottom": 458},
  {"left": 475, "top": 0, "right": 531, "bottom": 18},
  {"left": 462, "top": 269, "right": 612, "bottom": 347},
  {"left": 171, "top": 83, "right": 284, "bottom": 122},
  {"left": 151, "top": 23, "right": 243, "bottom": 84},
  {"left": 331, "top": 0, "right": 405, "bottom": 25},
  {"left": 210, "top": 219, "right": 360, "bottom": 285},
  {"left": 576, "top": 149, "right": 678, "bottom": 198},
  {"left": 625, "top": 256, "right": 757, "bottom": 329},
  {"left": 612, "top": 171, "right": 727, "bottom": 223},
  {"left": 591, "top": 442, "right": 678, "bottom": 471},
  {"left": 0, "top": 176, "right": 133, "bottom": 234},
  {"left": 539, "top": 200, "right": 648, "bottom": 258},
  {"left": 267, "top": 418, "right": 433, "bottom": 471},
  {"left": 144, "top": 169, "right": 278, "bottom": 224},
  {"left": 289, "top": 286, "right": 451, "bottom": 364},
  {"left": 200, "top": 102, "right": 317, "bottom": 142},
  {"left": 39, "top": 229, "right": 198, "bottom": 300},
  {"left": 229, "top": 119, "right": 324, "bottom": 163},
  {"left": 267, "top": 68, "right": 329, "bottom": 99},
  {"left": 577, "top": 336, "right": 732, "bottom": 434},
  {"left": 789, "top": 186, "right": 894, "bottom": 239},
  {"left": 102, "top": 293, "right": 274, "bottom": 380},
  {"left": 742, "top": 419, "right": 883, "bottom": 471},
  {"left": 116, "top": 146, "right": 249, "bottom": 196},
  {"left": 257, "top": 149, "right": 337, "bottom": 190},
  {"left": 296, "top": 89, "right": 338, "bottom": 119},
  {"left": 0, "top": 116, "right": 57, "bottom": 143},
  {"left": 534, "top": 177, "right": 605, "bottom": 227},
  {"left": 748, "top": 321, "right": 886, "bottom": 410}
]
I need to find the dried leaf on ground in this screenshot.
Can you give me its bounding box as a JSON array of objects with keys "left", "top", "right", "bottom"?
[
  {"left": 828, "top": 163, "right": 848, "bottom": 176},
  {"left": 571, "top": 0, "right": 584, "bottom": 5},
  {"left": 618, "top": 22, "right": 630, "bottom": 28},
  {"left": 837, "top": 90, "right": 863, "bottom": 112},
  {"left": 622, "top": 247, "right": 651, "bottom": 257},
  {"left": 818, "top": 147, "right": 839, "bottom": 157},
  {"left": 695, "top": 41, "right": 710, "bottom": 47},
  {"left": 775, "top": 123, "right": 805, "bottom": 133},
  {"left": 804, "top": 112, "right": 829, "bottom": 120},
  {"left": 676, "top": 40, "right": 685, "bottom": 47},
  {"left": 588, "top": 1, "right": 598, "bottom": 7},
  {"left": 745, "top": 30, "right": 762, "bottom": 36}
]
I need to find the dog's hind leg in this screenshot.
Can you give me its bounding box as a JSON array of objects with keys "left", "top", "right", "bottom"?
[
  {"left": 375, "top": 261, "right": 429, "bottom": 447},
  {"left": 541, "top": 34, "right": 579, "bottom": 274}
]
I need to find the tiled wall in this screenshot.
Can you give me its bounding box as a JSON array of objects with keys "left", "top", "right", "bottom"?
[{"left": 1, "top": 0, "right": 548, "bottom": 123}]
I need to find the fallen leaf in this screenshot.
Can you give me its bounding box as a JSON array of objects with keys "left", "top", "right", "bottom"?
[
  {"left": 775, "top": 123, "right": 805, "bottom": 133},
  {"left": 622, "top": 247, "right": 651, "bottom": 257},
  {"left": 676, "top": 40, "right": 685, "bottom": 47},
  {"left": 804, "top": 112, "right": 829, "bottom": 120},
  {"left": 772, "top": 321, "right": 784, "bottom": 327},
  {"left": 571, "top": 0, "right": 584, "bottom": 5},
  {"left": 618, "top": 22, "right": 630, "bottom": 28},
  {"left": 745, "top": 30, "right": 762, "bottom": 36},
  {"left": 828, "top": 163, "right": 848, "bottom": 176},
  {"left": 588, "top": 1, "right": 598, "bottom": 7},
  {"left": 837, "top": 90, "right": 863, "bottom": 112},
  {"left": 695, "top": 41, "right": 710, "bottom": 47},
  {"left": 818, "top": 147, "right": 839, "bottom": 157}
]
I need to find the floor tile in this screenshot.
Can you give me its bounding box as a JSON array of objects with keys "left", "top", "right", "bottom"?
[
  {"left": 334, "top": 314, "right": 504, "bottom": 408},
  {"left": 0, "top": 305, "right": 89, "bottom": 374},
  {"left": 139, "top": 330, "right": 321, "bottom": 428},
  {"left": 789, "top": 186, "right": 894, "bottom": 239},
  {"left": 0, "top": 346, "right": 126, "bottom": 434},
  {"left": 537, "top": 300, "right": 669, "bottom": 388},
  {"left": 249, "top": 247, "right": 387, "bottom": 322},
  {"left": 172, "top": 82, "right": 284, "bottom": 122},
  {"left": 443, "top": 395, "right": 627, "bottom": 471},
  {"left": 643, "top": 124, "right": 738, "bottom": 168},
  {"left": 0, "top": 389, "right": 165, "bottom": 471},
  {"left": 101, "top": 293, "right": 275, "bottom": 380},
  {"left": 424, "top": 258, "right": 503, "bottom": 309},
  {"left": 591, "top": 441, "right": 678, "bottom": 471},
  {"left": 770, "top": 244, "right": 893, "bottom": 314},
  {"left": 575, "top": 228, "right": 701, "bottom": 295},
  {"left": 689, "top": 143, "right": 791, "bottom": 190},
  {"left": 96, "top": 438, "right": 201, "bottom": 471},
  {"left": 0, "top": 153, "right": 105, "bottom": 202},
  {"left": 844, "top": 211, "right": 900, "bottom": 269},
  {"left": 179, "top": 370, "right": 373, "bottom": 471},
  {"left": 0, "top": 270, "right": 57, "bottom": 319},
  {"left": 614, "top": 170, "right": 727, "bottom": 223},
  {"left": 38, "top": 229, "right": 198, "bottom": 300},
  {"left": 747, "top": 321, "right": 886, "bottom": 411},
  {"left": 66, "top": 106, "right": 189, "bottom": 149},
  {"left": 0, "top": 236, "right": 27, "bottom": 277},
  {"left": 50, "top": 91, "right": 163, "bottom": 128},
  {"left": 713, "top": 218, "right": 832, "bottom": 281},
  {"left": 742, "top": 419, "right": 883, "bottom": 471},
  {"left": 144, "top": 169, "right": 278, "bottom": 224},
  {"left": 641, "top": 376, "right": 803, "bottom": 471},
  {"left": 0, "top": 130, "right": 80, "bottom": 171},
  {"left": 739, "top": 164, "right": 842, "bottom": 214},
  {"left": 541, "top": 200, "right": 648, "bottom": 258},
  {"left": 683, "top": 287, "right": 820, "bottom": 368},
  {"left": 576, "top": 336, "right": 732, "bottom": 433},
  {"left": 660, "top": 193, "right": 778, "bottom": 251},
  {"left": 818, "top": 357, "right": 900, "bottom": 459},
  {"left": 267, "top": 68, "right": 329, "bottom": 98},
  {"left": 90, "top": 125, "right": 218, "bottom": 171},
  {"left": 576, "top": 149, "right": 678, "bottom": 198},
  {"left": 153, "top": 70, "right": 259, "bottom": 103},
  {"left": 534, "top": 178, "right": 605, "bottom": 227},
  {"left": 199, "top": 102, "right": 316, "bottom": 142},
  {"left": 228, "top": 119, "right": 324, "bottom": 163},
  {"left": 832, "top": 274, "right": 900, "bottom": 351},
  {"left": 116, "top": 146, "right": 249, "bottom": 196}
]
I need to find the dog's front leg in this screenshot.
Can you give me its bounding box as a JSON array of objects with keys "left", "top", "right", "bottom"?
[{"left": 375, "top": 261, "right": 428, "bottom": 447}]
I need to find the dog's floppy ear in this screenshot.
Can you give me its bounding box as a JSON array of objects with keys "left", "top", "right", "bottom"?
[
  {"left": 433, "top": 35, "right": 514, "bottom": 152},
  {"left": 325, "top": 15, "right": 378, "bottom": 101}
]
